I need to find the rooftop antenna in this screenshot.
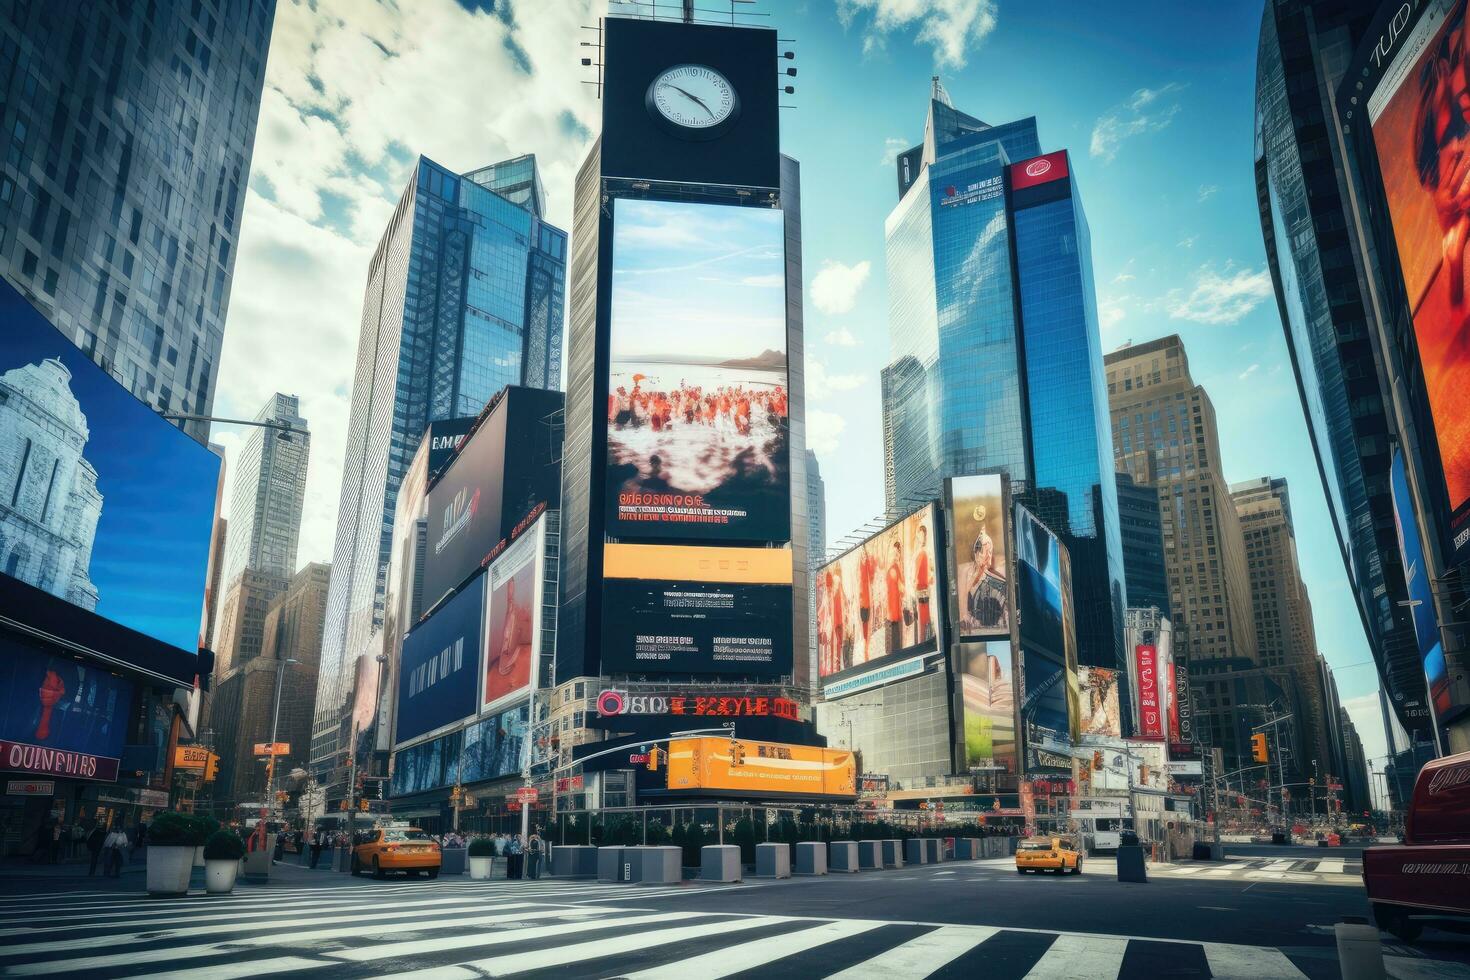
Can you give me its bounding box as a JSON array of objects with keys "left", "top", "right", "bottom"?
[
  {"left": 682, "top": 0, "right": 695, "bottom": 22},
  {"left": 930, "top": 75, "right": 953, "bottom": 108}
]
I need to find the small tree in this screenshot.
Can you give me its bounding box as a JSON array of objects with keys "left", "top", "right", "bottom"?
[{"left": 203, "top": 829, "right": 245, "bottom": 861}]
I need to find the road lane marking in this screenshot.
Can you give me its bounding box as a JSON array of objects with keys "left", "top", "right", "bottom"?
[
  {"left": 1315, "top": 859, "right": 1345, "bottom": 875},
  {"left": 1201, "top": 942, "right": 1308, "bottom": 978},
  {"left": 327, "top": 910, "right": 696, "bottom": 962},
  {"left": 1262, "top": 861, "right": 1296, "bottom": 872},
  {"left": 622, "top": 919, "right": 887, "bottom": 978},
  {"left": 820, "top": 925, "right": 998, "bottom": 979},
  {"left": 1022, "top": 934, "right": 1128, "bottom": 979}
]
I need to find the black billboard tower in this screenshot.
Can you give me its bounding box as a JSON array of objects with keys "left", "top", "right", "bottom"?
[{"left": 558, "top": 14, "right": 809, "bottom": 695}]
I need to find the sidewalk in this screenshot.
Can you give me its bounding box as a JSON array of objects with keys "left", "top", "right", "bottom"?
[{"left": 0, "top": 855, "right": 145, "bottom": 882}]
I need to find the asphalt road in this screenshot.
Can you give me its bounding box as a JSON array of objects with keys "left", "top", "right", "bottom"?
[{"left": 1, "top": 845, "right": 1465, "bottom": 979}]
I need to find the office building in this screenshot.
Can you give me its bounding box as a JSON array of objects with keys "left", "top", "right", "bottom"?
[
  {"left": 1254, "top": 0, "right": 1433, "bottom": 741},
  {"left": 211, "top": 567, "right": 288, "bottom": 677},
  {"left": 312, "top": 155, "right": 567, "bottom": 789},
  {"left": 1116, "top": 472, "right": 1170, "bottom": 618},
  {"left": 0, "top": 0, "right": 275, "bottom": 444},
  {"left": 880, "top": 83, "right": 1125, "bottom": 670},
  {"left": 805, "top": 449, "right": 826, "bottom": 684},
  {"left": 212, "top": 393, "right": 308, "bottom": 644},
  {"left": 1107, "top": 336, "right": 1256, "bottom": 665}
]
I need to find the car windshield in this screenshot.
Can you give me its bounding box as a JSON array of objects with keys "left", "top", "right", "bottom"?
[
  {"left": 383, "top": 830, "right": 432, "bottom": 842},
  {"left": 1019, "top": 841, "right": 1052, "bottom": 851}
]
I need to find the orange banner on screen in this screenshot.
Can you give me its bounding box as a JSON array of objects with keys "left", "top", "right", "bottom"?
[
  {"left": 664, "top": 737, "right": 855, "bottom": 797},
  {"left": 603, "top": 544, "right": 793, "bottom": 584}
]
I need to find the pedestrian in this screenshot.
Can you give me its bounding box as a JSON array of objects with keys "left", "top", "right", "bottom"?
[
  {"left": 49, "top": 821, "right": 63, "bottom": 863},
  {"left": 309, "top": 826, "right": 323, "bottom": 869},
  {"left": 104, "top": 825, "right": 129, "bottom": 877},
  {"left": 86, "top": 824, "right": 107, "bottom": 876},
  {"left": 527, "top": 830, "right": 543, "bottom": 880},
  {"left": 69, "top": 821, "right": 85, "bottom": 860},
  {"left": 507, "top": 833, "right": 524, "bottom": 879}
]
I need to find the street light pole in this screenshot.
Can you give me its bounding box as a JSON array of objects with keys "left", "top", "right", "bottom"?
[{"left": 256, "top": 656, "right": 296, "bottom": 852}]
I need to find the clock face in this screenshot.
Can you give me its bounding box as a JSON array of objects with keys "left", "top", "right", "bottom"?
[{"left": 647, "top": 64, "right": 739, "bottom": 134}]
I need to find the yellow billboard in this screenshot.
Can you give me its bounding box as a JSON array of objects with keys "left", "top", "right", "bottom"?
[
  {"left": 173, "top": 746, "right": 211, "bottom": 769},
  {"left": 664, "top": 737, "right": 856, "bottom": 799}
]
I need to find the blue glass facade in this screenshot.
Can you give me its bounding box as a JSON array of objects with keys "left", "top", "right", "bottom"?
[
  {"left": 882, "top": 95, "right": 1125, "bottom": 669},
  {"left": 313, "top": 154, "right": 566, "bottom": 782}
]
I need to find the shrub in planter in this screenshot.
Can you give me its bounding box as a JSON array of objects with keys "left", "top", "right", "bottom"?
[
  {"left": 203, "top": 830, "right": 245, "bottom": 895},
  {"left": 468, "top": 837, "right": 496, "bottom": 857},
  {"left": 148, "top": 811, "right": 201, "bottom": 846},
  {"left": 468, "top": 836, "right": 495, "bottom": 879},
  {"left": 147, "top": 812, "right": 201, "bottom": 896}
]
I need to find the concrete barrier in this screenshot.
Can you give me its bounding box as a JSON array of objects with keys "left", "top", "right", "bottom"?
[
  {"left": 904, "top": 839, "right": 927, "bottom": 865},
  {"left": 552, "top": 845, "right": 599, "bottom": 879},
  {"left": 954, "top": 838, "right": 979, "bottom": 860},
  {"left": 755, "top": 842, "right": 790, "bottom": 879},
  {"left": 858, "top": 840, "right": 882, "bottom": 869},
  {"left": 636, "top": 846, "right": 682, "bottom": 884},
  {"left": 924, "top": 838, "right": 942, "bottom": 863},
  {"left": 795, "top": 841, "right": 827, "bottom": 875},
  {"left": 701, "top": 845, "right": 741, "bottom": 883},
  {"left": 882, "top": 839, "right": 904, "bottom": 868},
  {"left": 440, "top": 848, "right": 467, "bottom": 876},
  {"left": 598, "top": 846, "right": 629, "bottom": 883},
  {"left": 829, "top": 841, "right": 859, "bottom": 872}
]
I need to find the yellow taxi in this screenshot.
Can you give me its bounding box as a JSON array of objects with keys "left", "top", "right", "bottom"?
[
  {"left": 1015, "top": 835, "right": 1084, "bottom": 875},
  {"left": 351, "top": 824, "right": 441, "bottom": 879}
]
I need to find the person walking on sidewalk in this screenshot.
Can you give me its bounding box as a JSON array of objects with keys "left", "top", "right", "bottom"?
[
  {"left": 526, "top": 830, "right": 543, "bottom": 880},
  {"left": 86, "top": 825, "right": 106, "bottom": 876},
  {"left": 104, "top": 825, "right": 128, "bottom": 877},
  {"left": 309, "top": 827, "right": 324, "bottom": 869},
  {"left": 507, "top": 833, "right": 524, "bottom": 879}
]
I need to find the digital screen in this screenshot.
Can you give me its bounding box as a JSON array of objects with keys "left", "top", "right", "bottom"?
[
  {"left": 459, "top": 701, "right": 529, "bottom": 785},
  {"left": 662, "top": 737, "right": 856, "bottom": 799},
  {"left": 1368, "top": 0, "right": 1470, "bottom": 557},
  {"left": 606, "top": 199, "right": 789, "bottom": 543},
  {"left": 0, "top": 635, "right": 133, "bottom": 781},
  {"left": 423, "top": 417, "right": 506, "bottom": 607},
  {"left": 1015, "top": 505, "right": 1064, "bottom": 659},
  {"left": 1078, "top": 666, "right": 1122, "bottom": 739},
  {"left": 1133, "top": 643, "right": 1165, "bottom": 740},
  {"left": 425, "top": 416, "right": 477, "bottom": 480},
  {"left": 1022, "top": 647, "right": 1073, "bottom": 773},
  {"left": 395, "top": 577, "right": 483, "bottom": 745},
  {"left": 949, "top": 475, "right": 1009, "bottom": 638},
  {"left": 601, "top": 543, "right": 792, "bottom": 677},
  {"left": 483, "top": 516, "right": 544, "bottom": 714},
  {"left": 958, "top": 640, "right": 1017, "bottom": 776},
  {"left": 0, "top": 284, "right": 219, "bottom": 654},
  {"left": 815, "top": 505, "right": 940, "bottom": 680},
  {"left": 1392, "top": 449, "right": 1453, "bottom": 718}
]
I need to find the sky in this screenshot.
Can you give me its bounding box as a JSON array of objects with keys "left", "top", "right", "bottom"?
[{"left": 211, "top": 0, "right": 1399, "bottom": 789}]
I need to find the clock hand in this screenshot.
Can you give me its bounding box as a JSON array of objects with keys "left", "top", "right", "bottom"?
[{"left": 668, "top": 84, "right": 716, "bottom": 119}]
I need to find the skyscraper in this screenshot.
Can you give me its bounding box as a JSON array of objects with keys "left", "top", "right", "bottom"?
[
  {"left": 1253, "top": 0, "right": 1431, "bottom": 740},
  {"left": 0, "top": 0, "right": 275, "bottom": 444},
  {"left": 1107, "top": 336, "right": 1256, "bottom": 665},
  {"left": 881, "top": 84, "right": 1125, "bottom": 669},
  {"left": 1116, "top": 472, "right": 1170, "bottom": 618},
  {"left": 212, "top": 393, "right": 308, "bottom": 643},
  {"left": 805, "top": 449, "right": 827, "bottom": 681},
  {"left": 311, "top": 154, "right": 567, "bottom": 786}
]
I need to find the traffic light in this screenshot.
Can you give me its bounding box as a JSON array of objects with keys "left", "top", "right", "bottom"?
[
  {"left": 358, "top": 799, "right": 369, "bottom": 812},
  {"left": 1092, "top": 751, "right": 1103, "bottom": 772},
  {"left": 203, "top": 753, "right": 219, "bottom": 783},
  {"left": 1251, "top": 733, "right": 1269, "bottom": 764},
  {"left": 645, "top": 746, "right": 664, "bottom": 771}
]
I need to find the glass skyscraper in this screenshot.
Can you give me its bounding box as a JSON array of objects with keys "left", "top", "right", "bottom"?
[
  {"left": 311, "top": 154, "right": 566, "bottom": 786},
  {"left": 0, "top": 0, "right": 275, "bottom": 444},
  {"left": 882, "top": 86, "right": 1125, "bottom": 669},
  {"left": 1254, "top": 0, "right": 1429, "bottom": 738}
]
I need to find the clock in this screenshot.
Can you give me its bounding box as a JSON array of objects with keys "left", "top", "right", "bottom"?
[{"left": 645, "top": 64, "right": 740, "bottom": 140}]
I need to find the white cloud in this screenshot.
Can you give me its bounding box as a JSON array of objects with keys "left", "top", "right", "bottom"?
[
  {"left": 1113, "top": 272, "right": 1135, "bottom": 283},
  {"left": 807, "top": 408, "right": 848, "bottom": 457},
  {"left": 824, "top": 327, "right": 860, "bottom": 347},
  {"left": 880, "top": 136, "right": 909, "bottom": 167},
  {"left": 1090, "top": 83, "right": 1184, "bottom": 163},
  {"left": 810, "top": 259, "right": 872, "bottom": 315},
  {"left": 1177, "top": 235, "right": 1198, "bottom": 249},
  {"left": 836, "top": 0, "right": 998, "bottom": 69},
  {"left": 1237, "top": 363, "right": 1260, "bottom": 381},
  {"left": 740, "top": 274, "right": 785, "bottom": 288},
  {"left": 807, "top": 359, "right": 867, "bottom": 401},
  {"left": 1166, "top": 264, "right": 1275, "bottom": 326},
  {"left": 1098, "top": 295, "right": 1128, "bottom": 333},
  {"left": 1197, "top": 184, "right": 1219, "bottom": 203},
  {"left": 215, "top": 0, "right": 602, "bottom": 568}
]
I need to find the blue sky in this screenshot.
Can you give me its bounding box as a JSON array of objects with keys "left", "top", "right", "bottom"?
[{"left": 213, "top": 0, "right": 1396, "bottom": 767}]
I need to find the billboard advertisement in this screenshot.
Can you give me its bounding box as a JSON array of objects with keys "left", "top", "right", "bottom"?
[
  {"left": 0, "top": 635, "right": 133, "bottom": 781},
  {"left": 1365, "top": 0, "right": 1470, "bottom": 559},
  {"left": 395, "top": 576, "right": 483, "bottom": 745},
  {"left": 1391, "top": 449, "right": 1453, "bottom": 719},
  {"left": 1078, "top": 666, "right": 1122, "bottom": 739},
  {"left": 1009, "top": 150, "right": 1070, "bottom": 191},
  {"left": 0, "top": 284, "right": 219, "bottom": 654},
  {"left": 1133, "top": 643, "right": 1165, "bottom": 740},
  {"left": 601, "top": 543, "right": 792, "bottom": 677},
  {"left": 662, "top": 737, "right": 856, "bottom": 799},
  {"left": 948, "top": 474, "right": 1009, "bottom": 638},
  {"left": 483, "top": 515, "right": 545, "bottom": 714},
  {"left": 958, "top": 640, "right": 1017, "bottom": 776},
  {"left": 606, "top": 198, "right": 789, "bottom": 544},
  {"left": 815, "top": 505, "right": 940, "bottom": 680},
  {"left": 425, "top": 416, "right": 477, "bottom": 479},
  {"left": 423, "top": 421, "right": 506, "bottom": 607},
  {"left": 1015, "top": 505, "right": 1064, "bottom": 658},
  {"left": 1022, "top": 647, "right": 1076, "bottom": 772}
]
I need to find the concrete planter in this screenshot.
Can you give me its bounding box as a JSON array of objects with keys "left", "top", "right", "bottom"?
[
  {"left": 552, "top": 845, "right": 599, "bottom": 879},
  {"left": 829, "top": 841, "right": 859, "bottom": 872},
  {"left": 205, "top": 858, "right": 239, "bottom": 895},
  {"left": 636, "top": 846, "right": 683, "bottom": 884},
  {"left": 858, "top": 840, "right": 882, "bottom": 869},
  {"left": 881, "top": 839, "right": 904, "bottom": 868},
  {"left": 440, "top": 848, "right": 467, "bottom": 876},
  {"left": 147, "top": 845, "right": 195, "bottom": 896},
  {"left": 794, "top": 841, "right": 827, "bottom": 876},
  {"left": 598, "top": 846, "right": 628, "bottom": 883},
  {"left": 904, "top": 839, "right": 926, "bottom": 865},
  {"left": 701, "top": 844, "right": 741, "bottom": 882},
  {"left": 755, "top": 842, "right": 790, "bottom": 879},
  {"left": 469, "top": 856, "right": 494, "bottom": 879},
  {"left": 193, "top": 845, "right": 206, "bottom": 868}
]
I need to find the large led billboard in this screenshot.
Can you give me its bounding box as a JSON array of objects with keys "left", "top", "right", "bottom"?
[
  {"left": 662, "top": 736, "right": 856, "bottom": 799},
  {"left": 605, "top": 198, "right": 789, "bottom": 544},
  {"left": 958, "top": 640, "right": 1017, "bottom": 776},
  {"left": 1078, "top": 666, "right": 1122, "bottom": 739},
  {"left": 1392, "top": 449, "right": 1453, "bottom": 719},
  {"left": 483, "top": 514, "right": 545, "bottom": 714},
  {"left": 947, "top": 474, "right": 1009, "bottom": 638},
  {"left": 395, "top": 577, "right": 483, "bottom": 745},
  {"left": 1365, "top": 0, "right": 1470, "bottom": 560},
  {"left": 602, "top": 543, "right": 792, "bottom": 677},
  {"left": 815, "top": 505, "right": 940, "bottom": 681},
  {"left": 1015, "top": 505, "right": 1064, "bottom": 659},
  {"left": 0, "top": 634, "right": 133, "bottom": 781},
  {"left": 1015, "top": 504, "right": 1078, "bottom": 772},
  {"left": 0, "top": 284, "right": 219, "bottom": 654}
]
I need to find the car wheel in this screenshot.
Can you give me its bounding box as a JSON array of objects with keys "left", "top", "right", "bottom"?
[
  {"left": 1374, "top": 905, "right": 1423, "bottom": 943},
  {"left": 1016, "top": 868, "right": 1026, "bottom": 875},
  {"left": 427, "top": 868, "right": 439, "bottom": 880},
  {"left": 351, "top": 855, "right": 361, "bottom": 876},
  {"left": 372, "top": 857, "right": 385, "bottom": 880}
]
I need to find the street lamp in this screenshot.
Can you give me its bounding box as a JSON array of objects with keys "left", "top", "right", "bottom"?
[
  {"left": 256, "top": 656, "right": 298, "bottom": 851},
  {"left": 158, "top": 411, "right": 307, "bottom": 440}
]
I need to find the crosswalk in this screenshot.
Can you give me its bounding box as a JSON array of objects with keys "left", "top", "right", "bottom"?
[
  {"left": 1150, "top": 857, "right": 1361, "bottom": 884},
  {"left": 0, "top": 877, "right": 1329, "bottom": 978}
]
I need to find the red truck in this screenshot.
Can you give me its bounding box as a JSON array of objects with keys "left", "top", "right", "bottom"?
[{"left": 1364, "top": 750, "right": 1470, "bottom": 941}]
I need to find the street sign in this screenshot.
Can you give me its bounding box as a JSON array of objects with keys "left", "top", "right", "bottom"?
[
  {"left": 174, "top": 746, "right": 211, "bottom": 768},
  {"left": 6, "top": 780, "right": 54, "bottom": 796},
  {"left": 514, "top": 787, "right": 539, "bottom": 803},
  {"left": 253, "top": 742, "right": 290, "bottom": 756}
]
